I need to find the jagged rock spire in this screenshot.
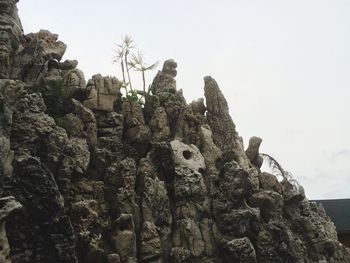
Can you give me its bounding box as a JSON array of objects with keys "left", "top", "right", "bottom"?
[{"left": 204, "top": 76, "right": 238, "bottom": 152}]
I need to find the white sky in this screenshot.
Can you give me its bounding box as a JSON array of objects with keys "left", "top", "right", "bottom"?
[{"left": 17, "top": 0, "right": 350, "bottom": 199}]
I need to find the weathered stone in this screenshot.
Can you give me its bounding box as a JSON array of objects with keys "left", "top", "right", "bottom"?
[
  {"left": 151, "top": 59, "right": 177, "bottom": 95},
  {"left": 0, "top": 196, "right": 22, "bottom": 221},
  {"left": 0, "top": 197, "right": 22, "bottom": 263},
  {"left": 122, "top": 100, "right": 151, "bottom": 149},
  {"left": 246, "top": 136, "right": 263, "bottom": 168},
  {"left": 190, "top": 98, "right": 206, "bottom": 116},
  {"left": 170, "top": 247, "right": 191, "bottom": 263},
  {"left": 107, "top": 254, "right": 121, "bottom": 263},
  {"left": 95, "top": 111, "right": 123, "bottom": 138},
  {"left": 150, "top": 106, "right": 171, "bottom": 141},
  {"left": 249, "top": 190, "right": 284, "bottom": 221},
  {"left": 204, "top": 76, "right": 259, "bottom": 189},
  {"left": 281, "top": 178, "right": 305, "bottom": 204},
  {"left": 26, "top": 30, "right": 66, "bottom": 61},
  {"left": 70, "top": 98, "right": 97, "bottom": 149},
  {"left": 199, "top": 125, "right": 222, "bottom": 176},
  {"left": 62, "top": 68, "right": 86, "bottom": 99},
  {"left": 0, "top": 79, "right": 25, "bottom": 107},
  {"left": 173, "top": 218, "right": 205, "bottom": 257},
  {"left": 139, "top": 221, "right": 162, "bottom": 262},
  {"left": 170, "top": 139, "right": 205, "bottom": 172},
  {"left": 0, "top": 80, "right": 25, "bottom": 177},
  {"left": 111, "top": 214, "right": 137, "bottom": 262},
  {"left": 0, "top": 0, "right": 25, "bottom": 79},
  {"left": 84, "top": 74, "right": 121, "bottom": 112},
  {"left": 1, "top": 2, "right": 349, "bottom": 262},
  {"left": 69, "top": 137, "right": 90, "bottom": 175},
  {"left": 222, "top": 237, "right": 257, "bottom": 263},
  {"left": 257, "top": 222, "right": 307, "bottom": 262},
  {"left": 57, "top": 59, "right": 78, "bottom": 70},
  {"left": 204, "top": 76, "right": 237, "bottom": 152},
  {"left": 258, "top": 172, "right": 283, "bottom": 194}
]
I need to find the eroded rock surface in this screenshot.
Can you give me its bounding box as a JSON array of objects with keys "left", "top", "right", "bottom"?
[{"left": 0, "top": 1, "right": 349, "bottom": 263}]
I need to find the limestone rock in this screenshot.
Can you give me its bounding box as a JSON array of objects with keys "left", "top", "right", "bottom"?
[
  {"left": 13, "top": 29, "right": 67, "bottom": 85},
  {"left": 0, "top": 80, "right": 25, "bottom": 177},
  {"left": 204, "top": 76, "right": 237, "bottom": 152},
  {"left": 0, "top": 79, "right": 25, "bottom": 107},
  {"left": 70, "top": 98, "right": 97, "bottom": 149},
  {"left": 222, "top": 237, "right": 257, "bottom": 263},
  {"left": 190, "top": 98, "right": 206, "bottom": 116},
  {"left": 139, "top": 221, "right": 162, "bottom": 262},
  {"left": 0, "top": 196, "right": 22, "bottom": 221},
  {"left": 204, "top": 76, "right": 258, "bottom": 188},
  {"left": 26, "top": 29, "right": 66, "bottom": 61},
  {"left": 1, "top": 2, "right": 349, "bottom": 262},
  {"left": 0, "top": 0, "right": 25, "bottom": 79},
  {"left": 122, "top": 100, "right": 151, "bottom": 148},
  {"left": 149, "top": 106, "right": 171, "bottom": 141},
  {"left": 199, "top": 125, "right": 222, "bottom": 176},
  {"left": 111, "top": 214, "right": 137, "bottom": 262},
  {"left": 170, "top": 139, "right": 205, "bottom": 172},
  {"left": 57, "top": 59, "right": 78, "bottom": 70},
  {"left": 95, "top": 110, "right": 123, "bottom": 138},
  {"left": 0, "top": 196, "right": 22, "bottom": 263},
  {"left": 249, "top": 190, "right": 284, "bottom": 221},
  {"left": 151, "top": 59, "right": 177, "bottom": 95},
  {"left": 62, "top": 68, "right": 86, "bottom": 99},
  {"left": 84, "top": 74, "right": 121, "bottom": 112},
  {"left": 245, "top": 136, "right": 263, "bottom": 168},
  {"left": 258, "top": 172, "right": 283, "bottom": 194}
]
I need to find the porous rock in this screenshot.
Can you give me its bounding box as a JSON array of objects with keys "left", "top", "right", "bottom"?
[
  {"left": 84, "top": 74, "right": 121, "bottom": 112},
  {"left": 0, "top": 2, "right": 349, "bottom": 263}
]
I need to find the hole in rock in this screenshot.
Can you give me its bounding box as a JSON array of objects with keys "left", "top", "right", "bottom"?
[{"left": 183, "top": 150, "right": 192, "bottom": 160}]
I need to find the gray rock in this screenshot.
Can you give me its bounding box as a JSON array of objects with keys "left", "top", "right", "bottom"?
[
  {"left": 111, "top": 214, "right": 137, "bottom": 262},
  {"left": 190, "top": 98, "right": 206, "bottom": 116},
  {"left": 0, "top": 0, "right": 25, "bottom": 79},
  {"left": 70, "top": 98, "right": 97, "bottom": 149},
  {"left": 0, "top": 197, "right": 22, "bottom": 263},
  {"left": 122, "top": 100, "right": 151, "bottom": 149},
  {"left": 57, "top": 59, "right": 78, "bottom": 70},
  {"left": 25, "top": 29, "right": 66, "bottom": 61},
  {"left": 1, "top": 2, "right": 349, "bottom": 262},
  {"left": 258, "top": 172, "right": 283, "bottom": 194},
  {"left": 62, "top": 68, "right": 86, "bottom": 99},
  {"left": 151, "top": 59, "right": 177, "bottom": 95},
  {"left": 150, "top": 106, "right": 171, "bottom": 142},
  {"left": 204, "top": 76, "right": 259, "bottom": 189},
  {"left": 0, "top": 196, "right": 22, "bottom": 221},
  {"left": 222, "top": 237, "right": 257, "bottom": 263},
  {"left": 170, "top": 139, "right": 206, "bottom": 172},
  {"left": 245, "top": 136, "right": 263, "bottom": 168},
  {"left": 84, "top": 74, "right": 121, "bottom": 112}
]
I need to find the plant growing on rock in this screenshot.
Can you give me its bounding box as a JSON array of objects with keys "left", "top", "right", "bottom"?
[
  {"left": 113, "top": 34, "right": 135, "bottom": 92},
  {"left": 128, "top": 50, "right": 158, "bottom": 94},
  {"left": 126, "top": 89, "right": 144, "bottom": 106},
  {"left": 113, "top": 34, "right": 158, "bottom": 105},
  {"left": 260, "top": 152, "right": 300, "bottom": 186}
]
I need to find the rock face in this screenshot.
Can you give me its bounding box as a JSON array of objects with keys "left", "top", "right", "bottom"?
[{"left": 0, "top": 1, "right": 349, "bottom": 262}]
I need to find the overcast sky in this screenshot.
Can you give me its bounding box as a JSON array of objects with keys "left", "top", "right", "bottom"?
[{"left": 17, "top": 0, "right": 350, "bottom": 199}]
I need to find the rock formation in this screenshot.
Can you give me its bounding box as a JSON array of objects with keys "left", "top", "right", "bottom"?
[{"left": 0, "top": 0, "right": 349, "bottom": 262}]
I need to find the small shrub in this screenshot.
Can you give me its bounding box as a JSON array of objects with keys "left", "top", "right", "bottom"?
[{"left": 126, "top": 90, "right": 144, "bottom": 106}]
